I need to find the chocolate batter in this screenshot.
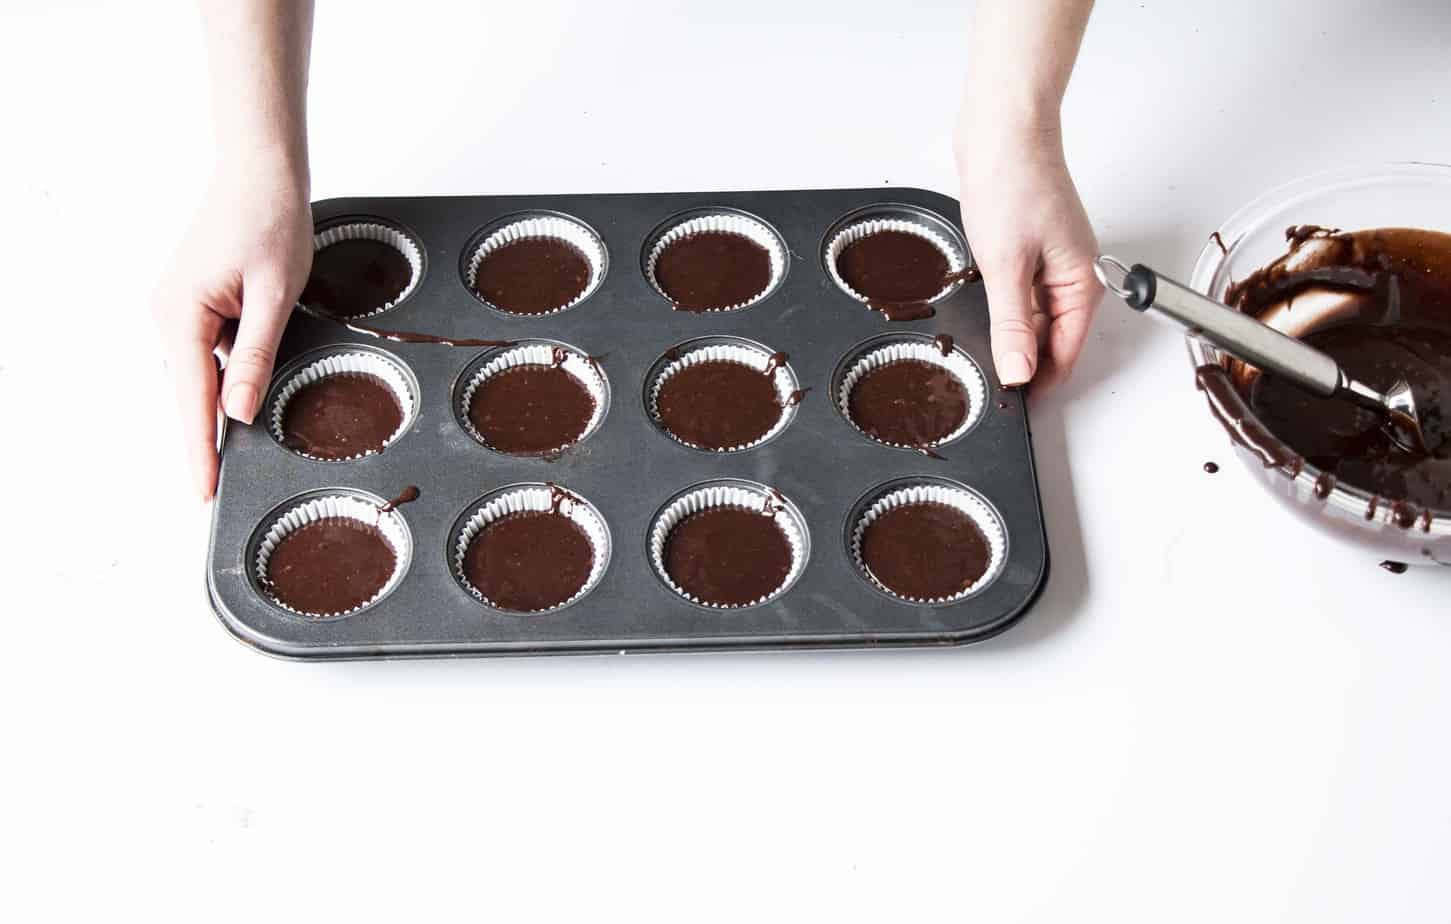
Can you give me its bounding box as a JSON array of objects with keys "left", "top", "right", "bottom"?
[
  {"left": 860, "top": 501, "right": 990, "bottom": 600},
  {"left": 467, "top": 364, "right": 595, "bottom": 455},
  {"left": 1220, "top": 227, "right": 1451, "bottom": 514},
  {"left": 280, "top": 372, "right": 403, "bottom": 459},
  {"left": 300, "top": 238, "right": 412, "bottom": 318},
  {"left": 329, "top": 315, "right": 515, "bottom": 348},
  {"left": 655, "top": 360, "right": 784, "bottom": 450},
  {"left": 837, "top": 230, "right": 950, "bottom": 321},
  {"left": 463, "top": 511, "right": 594, "bottom": 611},
  {"left": 265, "top": 517, "right": 396, "bottom": 615},
  {"left": 664, "top": 506, "right": 792, "bottom": 607},
  {"left": 1203, "top": 461, "right": 1220, "bottom": 474},
  {"left": 654, "top": 231, "right": 772, "bottom": 311},
  {"left": 379, "top": 485, "right": 420, "bottom": 513},
  {"left": 473, "top": 237, "right": 591, "bottom": 315},
  {"left": 848, "top": 360, "right": 969, "bottom": 447}
]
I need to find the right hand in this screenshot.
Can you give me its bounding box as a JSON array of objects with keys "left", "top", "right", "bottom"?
[
  {"left": 152, "top": 154, "right": 312, "bottom": 500},
  {"left": 954, "top": 115, "right": 1103, "bottom": 389}
]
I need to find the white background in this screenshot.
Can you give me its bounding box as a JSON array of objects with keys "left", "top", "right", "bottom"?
[{"left": 3, "top": 1, "right": 1449, "bottom": 920}]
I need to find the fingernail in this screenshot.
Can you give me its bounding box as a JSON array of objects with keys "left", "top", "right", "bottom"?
[
  {"left": 223, "top": 383, "right": 258, "bottom": 424},
  {"left": 999, "top": 352, "right": 1033, "bottom": 386}
]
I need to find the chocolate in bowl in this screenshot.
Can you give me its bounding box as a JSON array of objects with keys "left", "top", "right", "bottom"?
[{"left": 1187, "top": 163, "right": 1451, "bottom": 564}]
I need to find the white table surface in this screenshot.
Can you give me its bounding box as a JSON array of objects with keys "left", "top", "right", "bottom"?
[{"left": 5, "top": 1, "right": 1450, "bottom": 920}]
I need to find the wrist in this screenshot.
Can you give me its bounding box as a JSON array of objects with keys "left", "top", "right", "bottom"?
[
  {"left": 955, "top": 97, "right": 1064, "bottom": 165},
  {"left": 217, "top": 141, "right": 310, "bottom": 199}
]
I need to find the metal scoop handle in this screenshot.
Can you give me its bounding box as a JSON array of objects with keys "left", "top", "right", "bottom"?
[{"left": 1095, "top": 256, "right": 1343, "bottom": 398}]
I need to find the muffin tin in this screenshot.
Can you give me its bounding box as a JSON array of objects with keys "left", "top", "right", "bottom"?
[{"left": 206, "top": 188, "right": 1049, "bottom": 658}]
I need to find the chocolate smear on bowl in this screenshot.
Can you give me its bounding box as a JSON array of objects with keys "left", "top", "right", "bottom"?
[{"left": 1211, "top": 227, "right": 1451, "bottom": 514}]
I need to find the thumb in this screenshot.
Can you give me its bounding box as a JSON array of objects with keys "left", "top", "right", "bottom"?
[
  {"left": 980, "top": 253, "right": 1040, "bottom": 386},
  {"left": 220, "top": 269, "right": 294, "bottom": 424}
]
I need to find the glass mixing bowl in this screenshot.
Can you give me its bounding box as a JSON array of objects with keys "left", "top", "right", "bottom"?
[{"left": 1186, "top": 162, "right": 1451, "bottom": 566}]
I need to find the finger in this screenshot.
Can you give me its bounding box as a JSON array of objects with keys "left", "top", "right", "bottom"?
[
  {"left": 169, "top": 323, "right": 222, "bottom": 501},
  {"left": 220, "top": 269, "right": 294, "bottom": 424},
  {"left": 979, "top": 251, "right": 1040, "bottom": 386},
  {"left": 1040, "top": 276, "right": 1104, "bottom": 386}
]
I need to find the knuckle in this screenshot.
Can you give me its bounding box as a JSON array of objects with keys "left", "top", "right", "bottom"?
[
  {"left": 228, "top": 344, "right": 276, "bottom": 373},
  {"left": 991, "top": 316, "right": 1037, "bottom": 339}
]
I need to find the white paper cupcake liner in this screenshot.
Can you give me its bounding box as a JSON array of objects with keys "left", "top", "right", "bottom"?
[
  {"left": 463, "top": 215, "right": 607, "bottom": 315},
  {"left": 268, "top": 351, "right": 417, "bottom": 461},
  {"left": 837, "top": 340, "right": 986, "bottom": 448},
  {"left": 645, "top": 213, "right": 786, "bottom": 311},
  {"left": 825, "top": 218, "right": 967, "bottom": 306},
  {"left": 310, "top": 221, "right": 424, "bottom": 317},
  {"left": 649, "top": 484, "right": 807, "bottom": 609},
  {"left": 647, "top": 343, "right": 796, "bottom": 451},
  {"left": 459, "top": 343, "right": 609, "bottom": 452},
  {"left": 850, "top": 484, "right": 1006, "bottom": 604},
  {"left": 255, "top": 494, "right": 412, "bottom": 618},
  {"left": 452, "top": 485, "right": 610, "bottom": 612}
]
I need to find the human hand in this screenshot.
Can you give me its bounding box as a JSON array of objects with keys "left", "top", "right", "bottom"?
[
  {"left": 152, "top": 155, "right": 312, "bottom": 499},
  {"left": 954, "top": 115, "right": 1102, "bottom": 388}
]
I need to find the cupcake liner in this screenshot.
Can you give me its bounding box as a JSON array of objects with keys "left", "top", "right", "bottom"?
[
  {"left": 649, "top": 483, "right": 807, "bottom": 609},
  {"left": 837, "top": 339, "right": 986, "bottom": 448},
  {"left": 310, "top": 221, "right": 424, "bottom": 317},
  {"left": 645, "top": 212, "right": 787, "bottom": 311},
  {"left": 850, "top": 483, "right": 1006, "bottom": 604},
  {"left": 825, "top": 218, "right": 967, "bottom": 306},
  {"left": 268, "top": 351, "right": 417, "bottom": 461},
  {"left": 452, "top": 485, "right": 610, "bottom": 612},
  {"left": 463, "top": 214, "right": 607, "bottom": 315},
  {"left": 255, "top": 494, "right": 412, "bottom": 618},
  {"left": 647, "top": 343, "right": 797, "bottom": 452},
  {"left": 459, "top": 343, "right": 609, "bottom": 452}
]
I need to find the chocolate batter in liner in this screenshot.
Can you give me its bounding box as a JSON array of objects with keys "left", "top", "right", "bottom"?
[
  {"left": 268, "top": 350, "right": 416, "bottom": 460},
  {"left": 649, "top": 482, "right": 807, "bottom": 608},
  {"left": 647, "top": 342, "right": 799, "bottom": 451},
  {"left": 826, "top": 218, "right": 969, "bottom": 321},
  {"left": 458, "top": 342, "right": 608, "bottom": 455},
  {"left": 645, "top": 212, "right": 786, "bottom": 312},
  {"left": 452, "top": 484, "right": 610, "bottom": 613},
  {"left": 837, "top": 337, "right": 986, "bottom": 451},
  {"left": 299, "top": 221, "right": 423, "bottom": 319},
  {"left": 255, "top": 493, "right": 412, "bottom": 618},
  {"left": 850, "top": 482, "right": 1006, "bottom": 603},
  {"left": 463, "top": 214, "right": 606, "bottom": 316}
]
